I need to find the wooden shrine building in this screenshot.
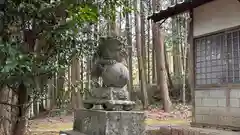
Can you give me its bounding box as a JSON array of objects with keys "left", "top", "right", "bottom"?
[{"left": 148, "top": 0, "right": 240, "bottom": 130}]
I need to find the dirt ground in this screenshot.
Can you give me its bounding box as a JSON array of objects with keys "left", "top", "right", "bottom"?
[
  {"left": 28, "top": 105, "right": 191, "bottom": 135},
  {"left": 28, "top": 115, "right": 73, "bottom": 135}
]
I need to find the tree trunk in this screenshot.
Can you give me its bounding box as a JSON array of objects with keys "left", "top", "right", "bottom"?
[
  {"left": 46, "top": 79, "right": 52, "bottom": 110},
  {"left": 155, "top": 32, "right": 172, "bottom": 112},
  {"left": 71, "top": 56, "right": 83, "bottom": 110},
  {"left": 49, "top": 78, "right": 55, "bottom": 109},
  {"left": 140, "top": 0, "right": 147, "bottom": 81},
  {"left": 53, "top": 74, "right": 57, "bottom": 108},
  {"left": 147, "top": 9, "right": 151, "bottom": 84},
  {"left": 67, "top": 66, "right": 72, "bottom": 109},
  {"left": 86, "top": 56, "right": 91, "bottom": 96},
  {"left": 86, "top": 58, "right": 91, "bottom": 97},
  {"left": 68, "top": 66, "right": 71, "bottom": 91},
  {"left": 171, "top": 0, "right": 179, "bottom": 78},
  {"left": 172, "top": 19, "right": 183, "bottom": 85},
  {"left": 164, "top": 46, "right": 174, "bottom": 89},
  {"left": 0, "top": 87, "right": 12, "bottom": 135},
  {"left": 80, "top": 58, "right": 84, "bottom": 93},
  {"left": 125, "top": 0, "right": 133, "bottom": 99},
  {"left": 33, "top": 78, "right": 40, "bottom": 117},
  {"left": 151, "top": 0, "right": 157, "bottom": 84},
  {"left": 57, "top": 70, "right": 65, "bottom": 106},
  {"left": 134, "top": 0, "right": 149, "bottom": 109},
  {"left": 107, "top": 1, "right": 117, "bottom": 36},
  {"left": 12, "top": 83, "right": 29, "bottom": 135},
  {"left": 32, "top": 100, "right": 39, "bottom": 117},
  {"left": 39, "top": 78, "right": 46, "bottom": 112}
]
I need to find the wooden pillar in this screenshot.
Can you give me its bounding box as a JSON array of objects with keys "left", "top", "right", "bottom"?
[{"left": 188, "top": 9, "right": 196, "bottom": 124}]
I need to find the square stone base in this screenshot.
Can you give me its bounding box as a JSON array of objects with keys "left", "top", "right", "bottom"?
[{"left": 73, "top": 109, "right": 146, "bottom": 135}]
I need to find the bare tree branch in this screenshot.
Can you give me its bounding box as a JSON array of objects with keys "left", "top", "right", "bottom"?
[{"left": 0, "top": 102, "right": 18, "bottom": 107}]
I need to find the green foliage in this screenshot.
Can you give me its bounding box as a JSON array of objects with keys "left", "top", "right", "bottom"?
[{"left": 0, "top": 0, "right": 130, "bottom": 91}]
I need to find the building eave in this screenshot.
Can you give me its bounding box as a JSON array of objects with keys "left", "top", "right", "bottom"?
[{"left": 148, "top": 0, "right": 216, "bottom": 22}]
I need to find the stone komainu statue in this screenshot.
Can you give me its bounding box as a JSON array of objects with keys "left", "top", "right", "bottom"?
[
  {"left": 83, "top": 36, "right": 135, "bottom": 111},
  {"left": 91, "top": 36, "right": 129, "bottom": 88}
]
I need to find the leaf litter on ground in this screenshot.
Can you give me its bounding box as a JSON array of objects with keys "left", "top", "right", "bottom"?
[{"left": 147, "top": 104, "right": 192, "bottom": 121}]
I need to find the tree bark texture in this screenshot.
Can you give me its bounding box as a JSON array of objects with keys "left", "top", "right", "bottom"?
[
  {"left": 140, "top": 0, "right": 147, "bottom": 81},
  {"left": 12, "top": 83, "right": 29, "bottom": 135},
  {"left": 134, "top": 0, "right": 149, "bottom": 109},
  {"left": 151, "top": 0, "right": 157, "bottom": 84},
  {"left": 155, "top": 31, "right": 172, "bottom": 112},
  {"left": 71, "top": 56, "right": 83, "bottom": 110},
  {"left": 125, "top": 0, "right": 134, "bottom": 100},
  {"left": 0, "top": 87, "right": 12, "bottom": 135}
]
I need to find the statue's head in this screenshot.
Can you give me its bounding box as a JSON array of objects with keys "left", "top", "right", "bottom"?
[{"left": 98, "top": 36, "right": 127, "bottom": 60}]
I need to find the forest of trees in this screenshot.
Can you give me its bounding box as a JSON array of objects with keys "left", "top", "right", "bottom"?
[{"left": 0, "top": 0, "right": 191, "bottom": 135}]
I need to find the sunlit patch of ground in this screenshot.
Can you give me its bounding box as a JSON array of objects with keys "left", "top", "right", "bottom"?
[
  {"left": 29, "top": 131, "right": 59, "bottom": 135},
  {"left": 29, "top": 104, "right": 191, "bottom": 134},
  {"left": 29, "top": 117, "right": 190, "bottom": 134},
  {"left": 29, "top": 115, "right": 73, "bottom": 134},
  {"left": 30, "top": 123, "right": 73, "bottom": 132},
  {"left": 29, "top": 119, "right": 189, "bottom": 135},
  {"left": 145, "top": 118, "right": 189, "bottom": 125}
]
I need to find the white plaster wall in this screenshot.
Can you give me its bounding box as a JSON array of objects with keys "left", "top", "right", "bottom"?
[{"left": 193, "top": 0, "right": 240, "bottom": 37}]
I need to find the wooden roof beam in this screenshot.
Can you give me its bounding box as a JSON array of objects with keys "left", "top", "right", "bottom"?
[{"left": 148, "top": 0, "right": 216, "bottom": 22}]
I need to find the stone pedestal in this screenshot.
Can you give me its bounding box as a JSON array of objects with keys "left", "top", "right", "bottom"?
[
  {"left": 68, "top": 109, "right": 146, "bottom": 135},
  {"left": 83, "top": 87, "right": 135, "bottom": 111}
]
